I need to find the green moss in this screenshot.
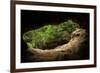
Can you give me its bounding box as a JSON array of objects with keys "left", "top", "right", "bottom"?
[{"left": 23, "top": 20, "right": 80, "bottom": 49}]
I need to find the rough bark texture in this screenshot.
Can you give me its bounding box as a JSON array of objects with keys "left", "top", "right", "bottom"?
[{"left": 27, "top": 28, "right": 87, "bottom": 61}]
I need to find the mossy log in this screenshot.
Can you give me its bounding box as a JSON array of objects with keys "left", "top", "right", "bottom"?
[
  {"left": 23, "top": 20, "right": 79, "bottom": 49},
  {"left": 27, "top": 28, "right": 87, "bottom": 61}
]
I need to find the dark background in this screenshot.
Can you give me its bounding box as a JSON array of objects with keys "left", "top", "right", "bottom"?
[{"left": 21, "top": 10, "right": 90, "bottom": 62}]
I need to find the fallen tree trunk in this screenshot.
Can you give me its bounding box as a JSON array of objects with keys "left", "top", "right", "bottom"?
[{"left": 27, "top": 28, "right": 87, "bottom": 61}]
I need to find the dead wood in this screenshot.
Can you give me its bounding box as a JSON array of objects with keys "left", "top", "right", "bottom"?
[{"left": 27, "top": 28, "right": 87, "bottom": 61}]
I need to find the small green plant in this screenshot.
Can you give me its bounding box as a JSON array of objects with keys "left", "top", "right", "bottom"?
[{"left": 23, "top": 20, "right": 80, "bottom": 49}]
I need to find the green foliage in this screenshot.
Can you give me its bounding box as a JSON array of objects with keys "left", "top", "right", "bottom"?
[
  {"left": 60, "top": 20, "right": 80, "bottom": 33},
  {"left": 23, "top": 20, "right": 80, "bottom": 49}
]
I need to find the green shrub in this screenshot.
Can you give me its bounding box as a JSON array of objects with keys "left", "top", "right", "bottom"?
[{"left": 23, "top": 20, "right": 80, "bottom": 49}]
